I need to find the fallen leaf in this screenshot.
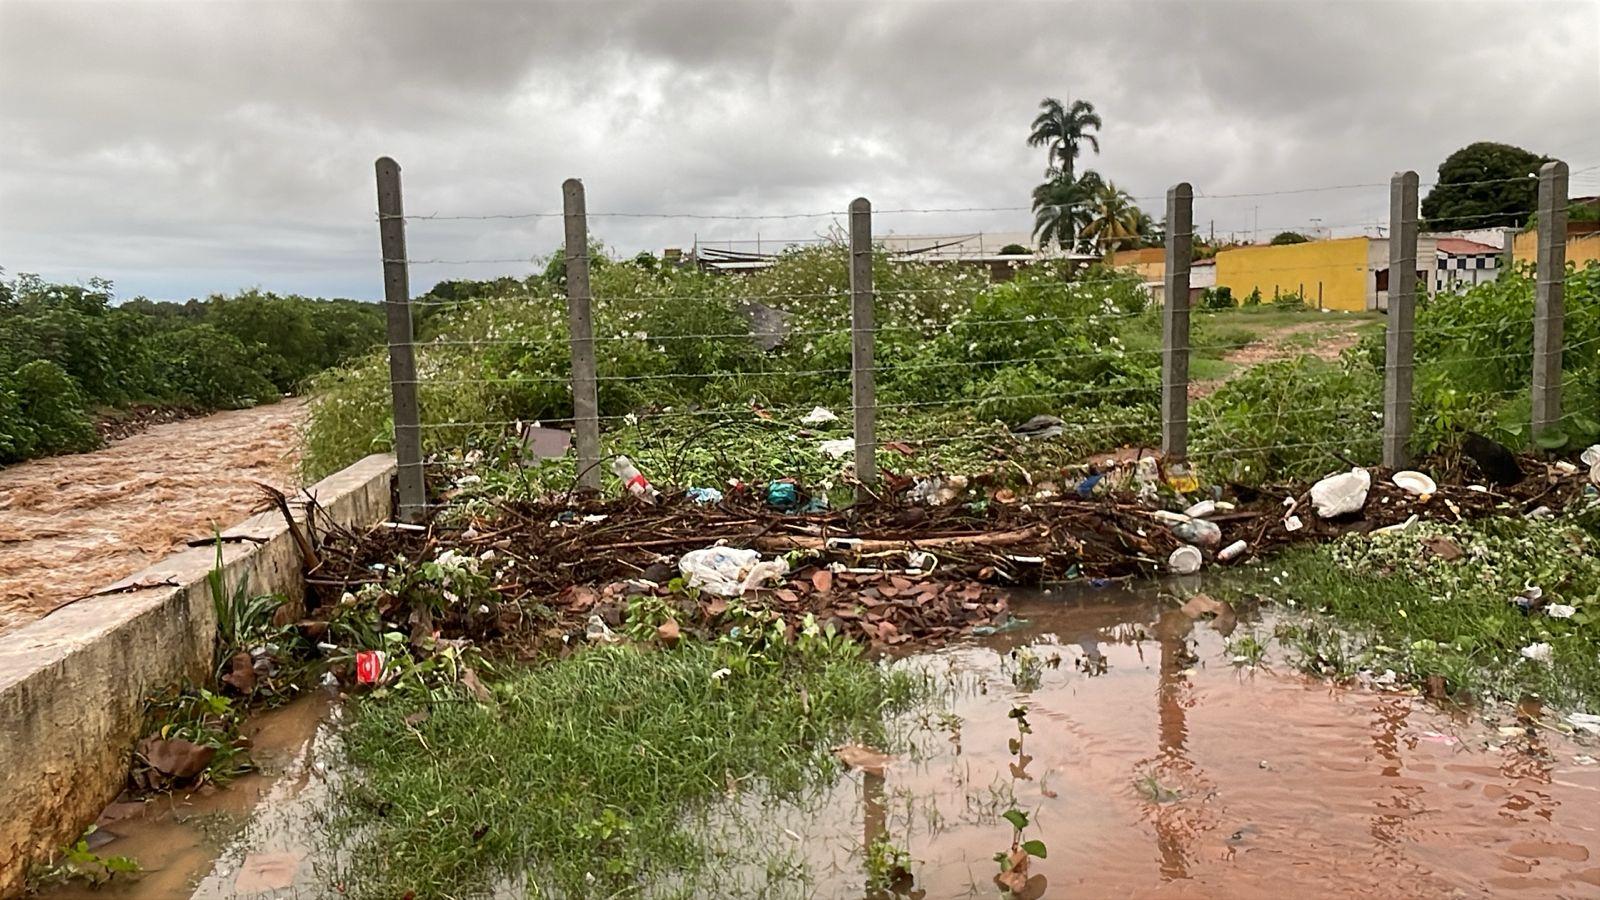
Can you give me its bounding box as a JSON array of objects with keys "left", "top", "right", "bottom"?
[
  {"left": 811, "top": 569, "right": 833, "bottom": 593},
  {"left": 704, "top": 597, "right": 729, "bottom": 618},
  {"left": 774, "top": 589, "right": 801, "bottom": 605},
  {"left": 834, "top": 743, "right": 893, "bottom": 773},
  {"left": 460, "top": 666, "right": 492, "bottom": 703},
  {"left": 1425, "top": 674, "right": 1449, "bottom": 700},
  {"left": 995, "top": 847, "right": 1031, "bottom": 893},
  {"left": 1421, "top": 535, "right": 1464, "bottom": 561},
  {"left": 234, "top": 851, "right": 302, "bottom": 894},
  {"left": 221, "top": 650, "right": 257, "bottom": 694},
  {"left": 883, "top": 441, "right": 916, "bottom": 456},
  {"left": 402, "top": 710, "right": 431, "bottom": 727},
  {"left": 656, "top": 619, "right": 681, "bottom": 647},
  {"left": 1009, "top": 752, "right": 1034, "bottom": 780},
  {"left": 139, "top": 737, "right": 215, "bottom": 779}
]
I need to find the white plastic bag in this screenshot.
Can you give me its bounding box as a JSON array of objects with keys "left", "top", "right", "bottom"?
[
  {"left": 1310, "top": 468, "right": 1371, "bottom": 518},
  {"left": 679, "top": 547, "right": 789, "bottom": 596}
]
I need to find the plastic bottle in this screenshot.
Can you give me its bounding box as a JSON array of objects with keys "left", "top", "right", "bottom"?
[
  {"left": 1218, "top": 539, "right": 1248, "bottom": 562},
  {"left": 1170, "top": 517, "right": 1222, "bottom": 548},
  {"left": 612, "top": 455, "right": 657, "bottom": 501}
]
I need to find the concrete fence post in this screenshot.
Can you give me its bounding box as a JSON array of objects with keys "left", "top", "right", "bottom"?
[
  {"left": 1161, "top": 183, "right": 1193, "bottom": 459},
  {"left": 563, "top": 178, "right": 602, "bottom": 492},
  {"left": 849, "top": 197, "right": 876, "bottom": 499},
  {"left": 375, "top": 157, "right": 427, "bottom": 522},
  {"left": 1533, "top": 160, "right": 1568, "bottom": 441},
  {"left": 1382, "top": 170, "right": 1419, "bottom": 469}
]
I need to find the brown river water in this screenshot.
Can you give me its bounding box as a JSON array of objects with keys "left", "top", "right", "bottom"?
[
  {"left": 37, "top": 588, "right": 1600, "bottom": 899},
  {"left": 0, "top": 400, "right": 303, "bottom": 635}
]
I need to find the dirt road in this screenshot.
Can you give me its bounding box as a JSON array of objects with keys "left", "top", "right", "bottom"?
[
  {"left": 0, "top": 400, "right": 305, "bottom": 636},
  {"left": 1190, "top": 317, "right": 1373, "bottom": 398}
]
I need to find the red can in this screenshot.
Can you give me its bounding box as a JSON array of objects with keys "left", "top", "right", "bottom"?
[{"left": 355, "top": 650, "right": 385, "bottom": 684}]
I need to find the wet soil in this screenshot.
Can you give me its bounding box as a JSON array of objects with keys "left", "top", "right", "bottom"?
[
  {"left": 52, "top": 585, "right": 1600, "bottom": 899},
  {"left": 36, "top": 695, "right": 335, "bottom": 900},
  {"left": 1190, "top": 318, "right": 1371, "bottom": 398},
  {"left": 0, "top": 400, "right": 305, "bottom": 635}
]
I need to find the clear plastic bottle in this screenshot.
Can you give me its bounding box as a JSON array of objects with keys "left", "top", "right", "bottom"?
[{"left": 612, "top": 455, "right": 657, "bottom": 501}]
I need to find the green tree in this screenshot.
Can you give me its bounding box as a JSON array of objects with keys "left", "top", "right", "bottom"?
[
  {"left": 1027, "top": 97, "right": 1102, "bottom": 182},
  {"left": 1270, "top": 231, "right": 1311, "bottom": 245},
  {"left": 1081, "top": 180, "right": 1146, "bottom": 255},
  {"left": 1031, "top": 174, "right": 1096, "bottom": 252},
  {"left": 1421, "top": 142, "right": 1547, "bottom": 230}
]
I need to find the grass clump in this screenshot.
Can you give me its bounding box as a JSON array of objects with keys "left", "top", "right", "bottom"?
[
  {"left": 328, "top": 627, "right": 926, "bottom": 898},
  {"left": 1222, "top": 512, "right": 1600, "bottom": 710}
]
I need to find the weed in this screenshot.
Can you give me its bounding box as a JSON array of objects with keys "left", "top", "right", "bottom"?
[
  {"left": 29, "top": 827, "right": 141, "bottom": 887},
  {"left": 327, "top": 634, "right": 926, "bottom": 897}
]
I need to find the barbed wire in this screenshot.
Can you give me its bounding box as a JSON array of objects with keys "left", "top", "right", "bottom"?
[{"left": 379, "top": 163, "right": 1600, "bottom": 226}]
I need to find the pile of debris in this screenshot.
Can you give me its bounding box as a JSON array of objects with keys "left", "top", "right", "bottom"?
[{"left": 308, "top": 451, "right": 1596, "bottom": 651}]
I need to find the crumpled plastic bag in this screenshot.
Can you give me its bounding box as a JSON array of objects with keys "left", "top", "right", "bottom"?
[
  {"left": 679, "top": 547, "right": 790, "bottom": 596},
  {"left": 1310, "top": 467, "right": 1371, "bottom": 518}
]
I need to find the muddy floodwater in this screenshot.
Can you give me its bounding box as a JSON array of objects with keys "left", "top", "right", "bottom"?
[
  {"left": 47, "top": 586, "right": 1600, "bottom": 899},
  {"left": 0, "top": 400, "right": 303, "bottom": 635}
]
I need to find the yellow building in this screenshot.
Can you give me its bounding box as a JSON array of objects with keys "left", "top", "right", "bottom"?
[
  {"left": 1510, "top": 226, "right": 1600, "bottom": 269},
  {"left": 1106, "top": 247, "right": 1165, "bottom": 284},
  {"left": 1214, "top": 236, "right": 1436, "bottom": 312}
]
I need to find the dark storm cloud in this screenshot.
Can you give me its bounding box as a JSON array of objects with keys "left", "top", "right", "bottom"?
[{"left": 1, "top": 0, "right": 1596, "bottom": 300}]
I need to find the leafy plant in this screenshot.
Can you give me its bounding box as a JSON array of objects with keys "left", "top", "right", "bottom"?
[{"left": 31, "top": 827, "right": 141, "bottom": 887}]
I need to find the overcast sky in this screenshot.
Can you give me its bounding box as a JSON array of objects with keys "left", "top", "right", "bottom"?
[{"left": 2, "top": 0, "right": 1597, "bottom": 301}]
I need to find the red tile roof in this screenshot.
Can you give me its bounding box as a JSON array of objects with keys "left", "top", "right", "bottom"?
[{"left": 1435, "top": 237, "right": 1500, "bottom": 255}]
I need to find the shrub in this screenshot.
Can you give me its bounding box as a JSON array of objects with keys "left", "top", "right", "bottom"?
[
  {"left": 1199, "top": 286, "right": 1234, "bottom": 310},
  {"left": 147, "top": 325, "right": 278, "bottom": 409}
]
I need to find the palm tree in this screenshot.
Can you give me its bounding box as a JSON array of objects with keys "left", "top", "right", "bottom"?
[
  {"left": 1027, "top": 97, "right": 1102, "bottom": 181},
  {"left": 1080, "top": 180, "right": 1145, "bottom": 256},
  {"left": 1031, "top": 172, "right": 1099, "bottom": 251}
]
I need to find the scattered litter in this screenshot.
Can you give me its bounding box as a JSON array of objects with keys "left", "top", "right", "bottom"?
[
  {"left": 909, "top": 474, "right": 967, "bottom": 506},
  {"left": 1370, "top": 669, "right": 1397, "bottom": 685},
  {"left": 1010, "top": 414, "right": 1063, "bottom": 440},
  {"left": 1391, "top": 470, "right": 1437, "bottom": 497},
  {"left": 685, "top": 487, "right": 724, "bottom": 505},
  {"left": 1553, "top": 460, "right": 1579, "bottom": 475},
  {"left": 1217, "top": 539, "right": 1249, "bottom": 563},
  {"left": 612, "top": 456, "right": 658, "bottom": 502},
  {"left": 1167, "top": 545, "right": 1202, "bottom": 575},
  {"left": 1546, "top": 603, "right": 1576, "bottom": 619},
  {"left": 518, "top": 424, "right": 572, "bottom": 461},
  {"left": 1283, "top": 515, "right": 1303, "bottom": 532},
  {"left": 1576, "top": 755, "right": 1597, "bottom": 766},
  {"left": 1417, "top": 731, "right": 1458, "bottom": 746},
  {"left": 1519, "top": 642, "right": 1553, "bottom": 665},
  {"left": 585, "top": 614, "right": 620, "bottom": 643},
  {"left": 1183, "top": 499, "right": 1217, "bottom": 519},
  {"left": 1582, "top": 444, "right": 1600, "bottom": 467},
  {"left": 1075, "top": 473, "right": 1104, "bottom": 497},
  {"left": 765, "top": 482, "right": 798, "bottom": 510},
  {"left": 1310, "top": 468, "right": 1371, "bottom": 518},
  {"left": 1567, "top": 713, "right": 1600, "bottom": 736},
  {"left": 1467, "top": 484, "right": 1488, "bottom": 493},
  {"left": 800, "top": 406, "right": 838, "bottom": 425},
  {"left": 1165, "top": 461, "right": 1199, "bottom": 493},
  {"left": 818, "top": 438, "right": 854, "bottom": 458},
  {"left": 1497, "top": 725, "right": 1526, "bottom": 737},
  {"left": 1169, "top": 516, "right": 1222, "bottom": 548},
  {"left": 1510, "top": 585, "right": 1545, "bottom": 615},
  {"left": 1526, "top": 505, "right": 1553, "bottom": 519},
  {"left": 1370, "top": 514, "right": 1419, "bottom": 536},
  {"left": 355, "top": 650, "right": 385, "bottom": 684},
  {"left": 379, "top": 521, "right": 427, "bottom": 532},
  {"left": 679, "top": 546, "right": 790, "bottom": 596}
]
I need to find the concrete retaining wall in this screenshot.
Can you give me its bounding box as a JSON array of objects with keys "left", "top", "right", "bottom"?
[{"left": 0, "top": 453, "right": 395, "bottom": 896}]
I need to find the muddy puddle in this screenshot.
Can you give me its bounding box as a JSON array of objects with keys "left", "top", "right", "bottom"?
[{"left": 46, "top": 584, "right": 1600, "bottom": 899}]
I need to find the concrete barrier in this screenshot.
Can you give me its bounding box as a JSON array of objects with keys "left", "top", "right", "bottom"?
[{"left": 0, "top": 453, "right": 396, "bottom": 896}]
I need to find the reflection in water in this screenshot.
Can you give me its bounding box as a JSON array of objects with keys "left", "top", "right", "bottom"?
[{"left": 58, "top": 584, "right": 1600, "bottom": 899}]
